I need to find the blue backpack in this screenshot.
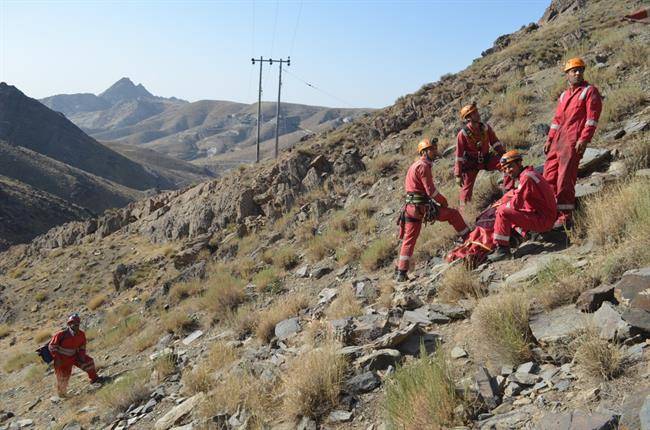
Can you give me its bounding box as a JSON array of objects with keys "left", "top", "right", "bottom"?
[{"left": 36, "top": 329, "right": 69, "bottom": 364}]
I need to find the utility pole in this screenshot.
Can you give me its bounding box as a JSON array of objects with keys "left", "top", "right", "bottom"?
[
  {"left": 274, "top": 57, "right": 290, "bottom": 159},
  {"left": 251, "top": 56, "right": 290, "bottom": 162}
]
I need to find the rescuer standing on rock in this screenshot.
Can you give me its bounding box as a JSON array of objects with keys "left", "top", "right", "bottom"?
[
  {"left": 454, "top": 103, "right": 510, "bottom": 206},
  {"left": 544, "top": 57, "right": 602, "bottom": 229},
  {"left": 396, "top": 138, "right": 470, "bottom": 281},
  {"left": 488, "top": 150, "right": 557, "bottom": 262},
  {"left": 49, "top": 313, "right": 104, "bottom": 397}
]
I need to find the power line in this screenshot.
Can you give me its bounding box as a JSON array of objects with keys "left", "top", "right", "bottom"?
[
  {"left": 247, "top": 0, "right": 256, "bottom": 102},
  {"left": 283, "top": 68, "right": 355, "bottom": 108},
  {"left": 288, "top": 0, "right": 303, "bottom": 56}
]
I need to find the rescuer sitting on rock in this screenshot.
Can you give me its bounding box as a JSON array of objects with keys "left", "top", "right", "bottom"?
[{"left": 488, "top": 150, "right": 557, "bottom": 262}]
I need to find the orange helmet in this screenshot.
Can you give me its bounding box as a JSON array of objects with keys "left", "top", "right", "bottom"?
[
  {"left": 460, "top": 103, "right": 478, "bottom": 120},
  {"left": 564, "top": 57, "right": 586, "bottom": 72},
  {"left": 500, "top": 150, "right": 523, "bottom": 168},
  {"left": 417, "top": 138, "right": 437, "bottom": 154}
]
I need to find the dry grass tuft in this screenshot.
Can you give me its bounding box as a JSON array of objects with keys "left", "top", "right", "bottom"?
[
  {"left": 34, "top": 329, "right": 52, "bottom": 343},
  {"left": 491, "top": 87, "right": 534, "bottom": 121},
  {"left": 200, "top": 271, "right": 246, "bottom": 315},
  {"left": 263, "top": 246, "right": 299, "bottom": 270},
  {"left": 169, "top": 280, "right": 203, "bottom": 303},
  {"left": 0, "top": 324, "right": 11, "bottom": 339},
  {"left": 600, "top": 82, "right": 649, "bottom": 128},
  {"left": 23, "top": 363, "right": 48, "bottom": 386},
  {"left": 252, "top": 267, "right": 283, "bottom": 293},
  {"left": 326, "top": 287, "right": 363, "bottom": 320},
  {"left": 529, "top": 258, "right": 591, "bottom": 310},
  {"left": 575, "top": 179, "right": 650, "bottom": 246},
  {"left": 572, "top": 328, "right": 623, "bottom": 380},
  {"left": 330, "top": 210, "right": 357, "bottom": 233},
  {"left": 97, "top": 369, "right": 151, "bottom": 412},
  {"left": 96, "top": 314, "right": 144, "bottom": 349},
  {"left": 360, "top": 238, "right": 396, "bottom": 271},
  {"left": 307, "top": 230, "right": 347, "bottom": 263},
  {"left": 162, "top": 303, "right": 199, "bottom": 334},
  {"left": 472, "top": 292, "right": 532, "bottom": 365},
  {"left": 368, "top": 153, "right": 402, "bottom": 177},
  {"left": 198, "top": 370, "right": 276, "bottom": 424},
  {"left": 498, "top": 119, "right": 530, "bottom": 150},
  {"left": 3, "top": 350, "right": 40, "bottom": 373},
  {"left": 438, "top": 264, "right": 484, "bottom": 303},
  {"left": 153, "top": 353, "right": 177, "bottom": 382},
  {"left": 34, "top": 291, "right": 48, "bottom": 302},
  {"left": 182, "top": 341, "right": 239, "bottom": 394},
  {"left": 255, "top": 293, "right": 310, "bottom": 342},
  {"left": 336, "top": 243, "right": 363, "bottom": 266},
  {"left": 282, "top": 342, "right": 347, "bottom": 419},
  {"left": 225, "top": 303, "right": 258, "bottom": 339},
  {"left": 386, "top": 345, "right": 462, "bottom": 429},
  {"left": 132, "top": 325, "right": 163, "bottom": 353},
  {"left": 351, "top": 199, "right": 377, "bottom": 218},
  {"left": 88, "top": 293, "right": 108, "bottom": 310}
]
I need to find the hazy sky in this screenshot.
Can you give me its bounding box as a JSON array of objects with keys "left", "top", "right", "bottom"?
[{"left": 0, "top": 0, "right": 548, "bottom": 108}]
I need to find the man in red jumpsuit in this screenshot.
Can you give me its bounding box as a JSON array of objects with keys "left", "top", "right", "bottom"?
[
  {"left": 49, "top": 313, "right": 103, "bottom": 397},
  {"left": 454, "top": 103, "right": 509, "bottom": 205},
  {"left": 543, "top": 57, "right": 602, "bottom": 229},
  {"left": 396, "top": 138, "right": 470, "bottom": 281},
  {"left": 488, "top": 150, "right": 557, "bottom": 262}
]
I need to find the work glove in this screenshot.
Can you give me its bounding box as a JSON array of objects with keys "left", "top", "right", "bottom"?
[
  {"left": 543, "top": 138, "right": 552, "bottom": 154},
  {"left": 455, "top": 176, "right": 462, "bottom": 187},
  {"left": 576, "top": 140, "right": 588, "bottom": 157}
]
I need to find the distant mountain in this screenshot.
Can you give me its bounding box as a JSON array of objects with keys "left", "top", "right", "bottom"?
[
  {"left": 41, "top": 78, "right": 372, "bottom": 173},
  {"left": 99, "top": 77, "right": 156, "bottom": 104},
  {"left": 1, "top": 82, "right": 178, "bottom": 190},
  {"left": 0, "top": 82, "right": 212, "bottom": 248}
]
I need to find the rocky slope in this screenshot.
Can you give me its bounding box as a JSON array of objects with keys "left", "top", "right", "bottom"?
[{"left": 1, "top": 0, "right": 649, "bottom": 429}]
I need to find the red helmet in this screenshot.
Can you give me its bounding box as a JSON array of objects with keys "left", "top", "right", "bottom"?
[{"left": 67, "top": 313, "right": 81, "bottom": 326}]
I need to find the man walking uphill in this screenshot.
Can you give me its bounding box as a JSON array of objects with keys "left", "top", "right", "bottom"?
[
  {"left": 544, "top": 57, "right": 602, "bottom": 229},
  {"left": 49, "top": 313, "right": 104, "bottom": 397},
  {"left": 454, "top": 103, "right": 509, "bottom": 205},
  {"left": 396, "top": 138, "right": 469, "bottom": 281}
]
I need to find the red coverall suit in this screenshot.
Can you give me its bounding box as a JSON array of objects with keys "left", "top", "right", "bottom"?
[
  {"left": 397, "top": 156, "right": 469, "bottom": 272},
  {"left": 454, "top": 122, "right": 511, "bottom": 204},
  {"left": 543, "top": 82, "right": 602, "bottom": 223},
  {"left": 49, "top": 328, "right": 98, "bottom": 395},
  {"left": 493, "top": 166, "right": 557, "bottom": 247}
]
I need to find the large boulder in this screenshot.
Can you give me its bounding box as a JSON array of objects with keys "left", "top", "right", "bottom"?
[
  {"left": 536, "top": 409, "right": 618, "bottom": 430},
  {"left": 614, "top": 267, "right": 650, "bottom": 312},
  {"left": 529, "top": 305, "right": 590, "bottom": 344}
]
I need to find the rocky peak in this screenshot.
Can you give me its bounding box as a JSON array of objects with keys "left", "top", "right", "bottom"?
[
  {"left": 99, "top": 77, "right": 155, "bottom": 104},
  {"left": 539, "top": 0, "right": 587, "bottom": 24}
]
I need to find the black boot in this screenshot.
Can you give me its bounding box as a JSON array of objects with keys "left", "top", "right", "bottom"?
[
  {"left": 487, "top": 246, "right": 510, "bottom": 262},
  {"left": 395, "top": 270, "right": 409, "bottom": 282}
]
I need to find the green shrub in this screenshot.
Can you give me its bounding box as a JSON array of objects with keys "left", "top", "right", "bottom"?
[
  {"left": 386, "top": 346, "right": 462, "bottom": 429},
  {"left": 472, "top": 293, "right": 532, "bottom": 365}
]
